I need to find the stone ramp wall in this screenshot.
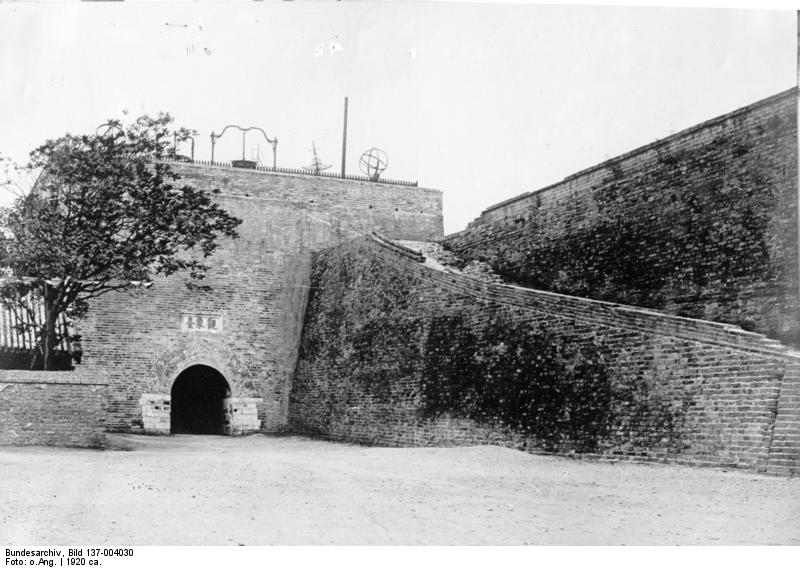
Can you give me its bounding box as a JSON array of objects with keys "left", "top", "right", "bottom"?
[
  {"left": 0, "top": 370, "right": 107, "bottom": 448},
  {"left": 290, "top": 235, "right": 800, "bottom": 475}
]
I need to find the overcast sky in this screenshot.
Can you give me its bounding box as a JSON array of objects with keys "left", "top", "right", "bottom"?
[{"left": 0, "top": 2, "right": 795, "bottom": 234}]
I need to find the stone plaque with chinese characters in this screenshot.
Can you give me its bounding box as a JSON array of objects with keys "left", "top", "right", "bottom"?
[{"left": 181, "top": 313, "right": 223, "bottom": 333}]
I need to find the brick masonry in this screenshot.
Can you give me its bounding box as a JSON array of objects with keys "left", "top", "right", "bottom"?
[
  {"left": 443, "top": 89, "right": 800, "bottom": 347},
  {"left": 3, "top": 89, "right": 800, "bottom": 480},
  {"left": 289, "top": 236, "right": 800, "bottom": 474},
  {"left": 0, "top": 370, "right": 106, "bottom": 448},
  {"left": 72, "top": 164, "right": 443, "bottom": 434},
  {"left": 766, "top": 362, "right": 800, "bottom": 476}
]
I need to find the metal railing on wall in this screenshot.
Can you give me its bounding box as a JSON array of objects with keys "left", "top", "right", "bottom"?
[{"left": 162, "top": 157, "right": 419, "bottom": 187}]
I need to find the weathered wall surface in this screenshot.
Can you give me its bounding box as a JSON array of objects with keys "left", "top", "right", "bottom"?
[
  {"left": 167, "top": 162, "right": 443, "bottom": 242},
  {"left": 74, "top": 164, "right": 443, "bottom": 433},
  {"left": 443, "top": 89, "right": 799, "bottom": 347},
  {"left": 0, "top": 370, "right": 106, "bottom": 448},
  {"left": 290, "top": 236, "right": 800, "bottom": 475}
]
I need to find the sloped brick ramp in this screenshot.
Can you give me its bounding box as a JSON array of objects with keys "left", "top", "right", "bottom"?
[{"left": 291, "top": 234, "right": 800, "bottom": 476}]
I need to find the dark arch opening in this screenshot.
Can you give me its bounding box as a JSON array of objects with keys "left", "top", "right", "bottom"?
[{"left": 170, "top": 365, "right": 231, "bottom": 435}]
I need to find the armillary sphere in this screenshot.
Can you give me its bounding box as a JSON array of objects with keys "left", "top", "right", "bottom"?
[{"left": 359, "top": 147, "right": 388, "bottom": 181}]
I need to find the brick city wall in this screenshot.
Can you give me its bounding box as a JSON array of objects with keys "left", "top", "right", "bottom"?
[
  {"left": 166, "top": 162, "right": 443, "bottom": 242},
  {"left": 74, "top": 164, "right": 442, "bottom": 433},
  {"left": 443, "top": 89, "right": 800, "bottom": 347},
  {"left": 289, "top": 236, "right": 800, "bottom": 475},
  {"left": 0, "top": 370, "right": 106, "bottom": 448}
]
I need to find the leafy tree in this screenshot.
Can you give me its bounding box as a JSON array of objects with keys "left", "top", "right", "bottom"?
[{"left": 0, "top": 113, "right": 241, "bottom": 370}]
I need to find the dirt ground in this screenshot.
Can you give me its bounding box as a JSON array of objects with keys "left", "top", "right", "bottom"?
[{"left": 1, "top": 434, "right": 798, "bottom": 545}]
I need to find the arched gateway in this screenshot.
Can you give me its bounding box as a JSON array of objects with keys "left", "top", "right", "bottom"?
[
  {"left": 170, "top": 365, "right": 230, "bottom": 435},
  {"left": 138, "top": 361, "right": 263, "bottom": 436}
]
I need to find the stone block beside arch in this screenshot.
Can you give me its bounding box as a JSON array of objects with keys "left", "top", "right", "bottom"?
[
  {"left": 140, "top": 394, "right": 171, "bottom": 434},
  {"left": 222, "top": 397, "right": 263, "bottom": 435}
]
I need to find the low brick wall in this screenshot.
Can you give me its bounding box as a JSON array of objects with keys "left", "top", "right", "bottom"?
[
  {"left": 0, "top": 370, "right": 107, "bottom": 448},
  {"left": 290, "top": 236, "right": 800, "bottom": 475}
]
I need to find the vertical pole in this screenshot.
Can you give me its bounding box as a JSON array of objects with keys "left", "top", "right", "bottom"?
[
  {"left": 211, "top": 133, "right": 216, "bottom": 164},
  {"left": 341, "top": 96, "right": 349, "bottom": 178},
  {"left": 242, "top": 131, "right": 246, "bottom": 161}
]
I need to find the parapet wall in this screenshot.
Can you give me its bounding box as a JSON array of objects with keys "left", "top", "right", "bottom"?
[
  {"left": 290, "top": 235, "right": 800, "bottom": 475},
  {"left": 443, "top": 88, "right": 799, "bottom": 347},
  {"left": 166, "top": 162, "right": 443, "bottom": 242},
  {"left": 0, "top": 370, "right": 107, "bottom": 448}
]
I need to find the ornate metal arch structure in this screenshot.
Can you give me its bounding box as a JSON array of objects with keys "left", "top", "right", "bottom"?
[{"left": 210, "top": 124, "right": 278, "bottom": 168}]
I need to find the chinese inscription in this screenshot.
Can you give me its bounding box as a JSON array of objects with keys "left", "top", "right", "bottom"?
[{"left": 181, "top": 313, "right": 223, "bottom": 333}]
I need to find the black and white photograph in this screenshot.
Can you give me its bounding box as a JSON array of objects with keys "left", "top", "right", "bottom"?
[{"left": 0, "top": 0, "right": 798, "bottom": 556}]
